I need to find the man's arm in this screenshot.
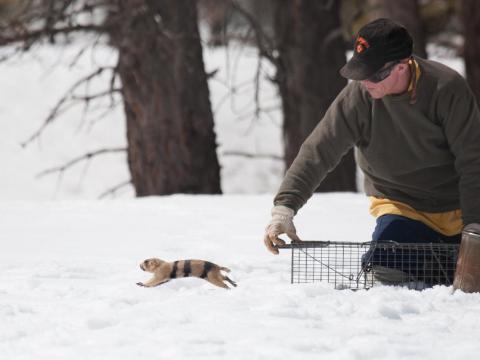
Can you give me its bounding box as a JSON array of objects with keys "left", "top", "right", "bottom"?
[
  {"left": 274, "top": 82, "right": 369, "bottom": 214},
  {"left": 263, "top": 82, "right": 368, "bottom": 254},
  {"left": 439, "top": 76, "right": 480, "bottom": 225}
]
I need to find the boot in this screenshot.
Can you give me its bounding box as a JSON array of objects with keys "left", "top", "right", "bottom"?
[{"left": 453, "top": 228, "right": 480, "bottom": 293}]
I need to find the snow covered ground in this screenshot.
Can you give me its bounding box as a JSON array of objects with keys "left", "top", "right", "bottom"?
[
  {"left": 1, "top": 40, "right": 479, "bottom": 359},
  {"left": 1, "top": 194, "right": 480, "bottom": 360}
]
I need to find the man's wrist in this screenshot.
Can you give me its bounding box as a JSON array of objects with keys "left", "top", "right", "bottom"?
[{"left": 271, "top": 205, "right": 295, "bottom": 218}]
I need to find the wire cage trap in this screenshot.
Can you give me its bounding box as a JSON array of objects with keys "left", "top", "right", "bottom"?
[{"left": 278, "top": 240, "right": 460, "bottom": 290}]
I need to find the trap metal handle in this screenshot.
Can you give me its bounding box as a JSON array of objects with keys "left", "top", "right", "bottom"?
[{"left": 277, "top": 240, "right": 374, "bottom": 249}]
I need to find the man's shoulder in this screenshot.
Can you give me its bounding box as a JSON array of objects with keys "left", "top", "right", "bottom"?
[{"left": 416, "top": 56, "right": 465, "bottom": 91}]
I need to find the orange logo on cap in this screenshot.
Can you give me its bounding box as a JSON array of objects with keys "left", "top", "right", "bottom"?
[{"left": 355, "top": 36, "right": 370, "bottom": 54}]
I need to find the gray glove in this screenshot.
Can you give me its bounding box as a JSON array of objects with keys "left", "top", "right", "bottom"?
[{"left": 264, "top": 205, "right": 301, "bottom": 255}]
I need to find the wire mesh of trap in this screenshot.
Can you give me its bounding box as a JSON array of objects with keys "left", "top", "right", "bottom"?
[{"left": 279, "top": 241, "right": 460, "bottom": 290}]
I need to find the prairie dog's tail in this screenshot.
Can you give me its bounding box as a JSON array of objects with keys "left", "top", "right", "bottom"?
[{"left": 219, "top": 266, "right": 231, "bottom": 273}]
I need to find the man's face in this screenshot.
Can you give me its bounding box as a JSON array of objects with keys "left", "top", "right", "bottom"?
[{"left": 360, "top": 62, "right": 401, "bottom": 99}]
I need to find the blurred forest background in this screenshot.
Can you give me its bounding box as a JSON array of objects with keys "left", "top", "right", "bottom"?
[{"left": 0, "top": 0, "right": 478, "bottom": 199}]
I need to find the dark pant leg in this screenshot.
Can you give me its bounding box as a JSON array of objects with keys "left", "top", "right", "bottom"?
[{"left": 364, "top": 215, "right": 461, "bottom": 286}]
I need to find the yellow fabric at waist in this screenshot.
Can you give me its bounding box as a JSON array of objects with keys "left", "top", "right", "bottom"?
[{"left": 369, "top": 197, "right": 463, "bottom": 236}]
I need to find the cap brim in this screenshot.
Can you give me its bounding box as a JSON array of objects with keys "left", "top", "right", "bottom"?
[{"left": 340, "top": 56, "right": 380, "bottom": 81}]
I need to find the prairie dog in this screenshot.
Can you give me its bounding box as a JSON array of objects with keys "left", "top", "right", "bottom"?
[{"left": 137, "top": 258, "right": 237, "bottom": 289}]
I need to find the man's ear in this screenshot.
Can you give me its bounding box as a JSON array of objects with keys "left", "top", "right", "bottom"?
[{"left": 397, "top": 63, "right": 409, "bottom": 73}]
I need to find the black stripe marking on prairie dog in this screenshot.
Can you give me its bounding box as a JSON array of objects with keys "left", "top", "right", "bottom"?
[
  {"left": 170, "top": 261, "right": 179, "bottom": 279},
  {"left": 183, "top": 260, "right": 192, "bottom": 277},
  {"left": 137, "top": 258, "right": 237, "bottom": 289},
  {"left": 200, "top": 261, "right": 214, "bottom": 279}
]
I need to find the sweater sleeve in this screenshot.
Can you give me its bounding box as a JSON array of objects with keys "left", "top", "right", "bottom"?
[
  {"left": 274, "top": 82, "right": 368, "bottom": 213},
  {"left": 438, "top": 76, "right": 480, "bottom": 225}
]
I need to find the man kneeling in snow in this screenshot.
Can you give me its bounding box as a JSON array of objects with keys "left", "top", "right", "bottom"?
[{"left": 263, "top": 18, "right": 480, "bottom": 286}]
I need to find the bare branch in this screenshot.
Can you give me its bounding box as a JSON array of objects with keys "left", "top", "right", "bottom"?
[
  {"left": 0, "top": 44, "right": 24, "bottom": 63},
  {"left": 75, "top": 88, "right": 122, "bottom": 131},
  {"left": 85, "top": 100, "right": 121, "bottom": 132},
  {"left": 99, "top": 179, "right": 132, "bottom": 199},
  {"left": 71, "top": 88, "right": 121, "bottom": 103},
  {"left": 0, "top": 24, "right": 105, "bottom": 47},
  {"left": 36, "top": 147, "right": 127, "bottom": 179},
  {"left": 107, "top": 60, "right": 119, "bottom": 108},
  {"left": 21, "top": 66, "right": 117, "bottom": 147},
  {"left": 227, "top": 0, "right": 277, "bottom": 64},
  {"left": 0, "top": 0, "right": 117, "bottom": 52},
  {"left": 234, "top": 105, "right": 281, "bottom": 122},
  {"left": 68, "top": 38, "right": 99, "bottom": 69},
  {"left": 253, "top": 53, "right": 261, "bottom": 120},
  {"left": 222, "top": 150, "right": 283, "bottom": 161}
]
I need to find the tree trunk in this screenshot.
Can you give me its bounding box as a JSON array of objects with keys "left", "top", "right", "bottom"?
[
  {"left": 109, "top": 0, "right": 221, "bottom": 195},
  {"left": 462, "top": 0, "right": 480, "bottom": 104},
  {"left": 370, "top": 0, "right": 427, "bottom": 58},
  {"left": 274, "top": 0, "right": 357, "bottom": 192}
]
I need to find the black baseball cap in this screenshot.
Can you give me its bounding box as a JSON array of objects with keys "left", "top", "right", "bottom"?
[{"left": 340, "top": 18, "right": 413, "bottom": 81}]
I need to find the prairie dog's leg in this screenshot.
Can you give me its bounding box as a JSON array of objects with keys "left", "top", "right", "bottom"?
[
  {"left": 224, "top": 276, "right": 237, "bottom": 287},
  {"left": 137, "top": 277, "right": 169, "bottom": 287},
  {"left": 206, "top": 272, "right": 230, "bottom": 289},
  {"left": 207, "top": 277, "right": 230, "bottom": 289}
]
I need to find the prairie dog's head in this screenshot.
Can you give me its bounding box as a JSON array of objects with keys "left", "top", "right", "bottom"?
[{"left": 140, "top": 258, "right": 164, "bottom": 272}]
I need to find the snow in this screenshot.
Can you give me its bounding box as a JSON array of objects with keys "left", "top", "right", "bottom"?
[
  {"left": 1, "top": 195, "right": 480, "bottom": 359},
  {"left": 1, "top": 41, "right": 479, "bottom": 359}
]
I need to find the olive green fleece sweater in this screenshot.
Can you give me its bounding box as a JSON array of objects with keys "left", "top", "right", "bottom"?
[{"left": 274, "top": 57, "right": 480, "bottom": 225}]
